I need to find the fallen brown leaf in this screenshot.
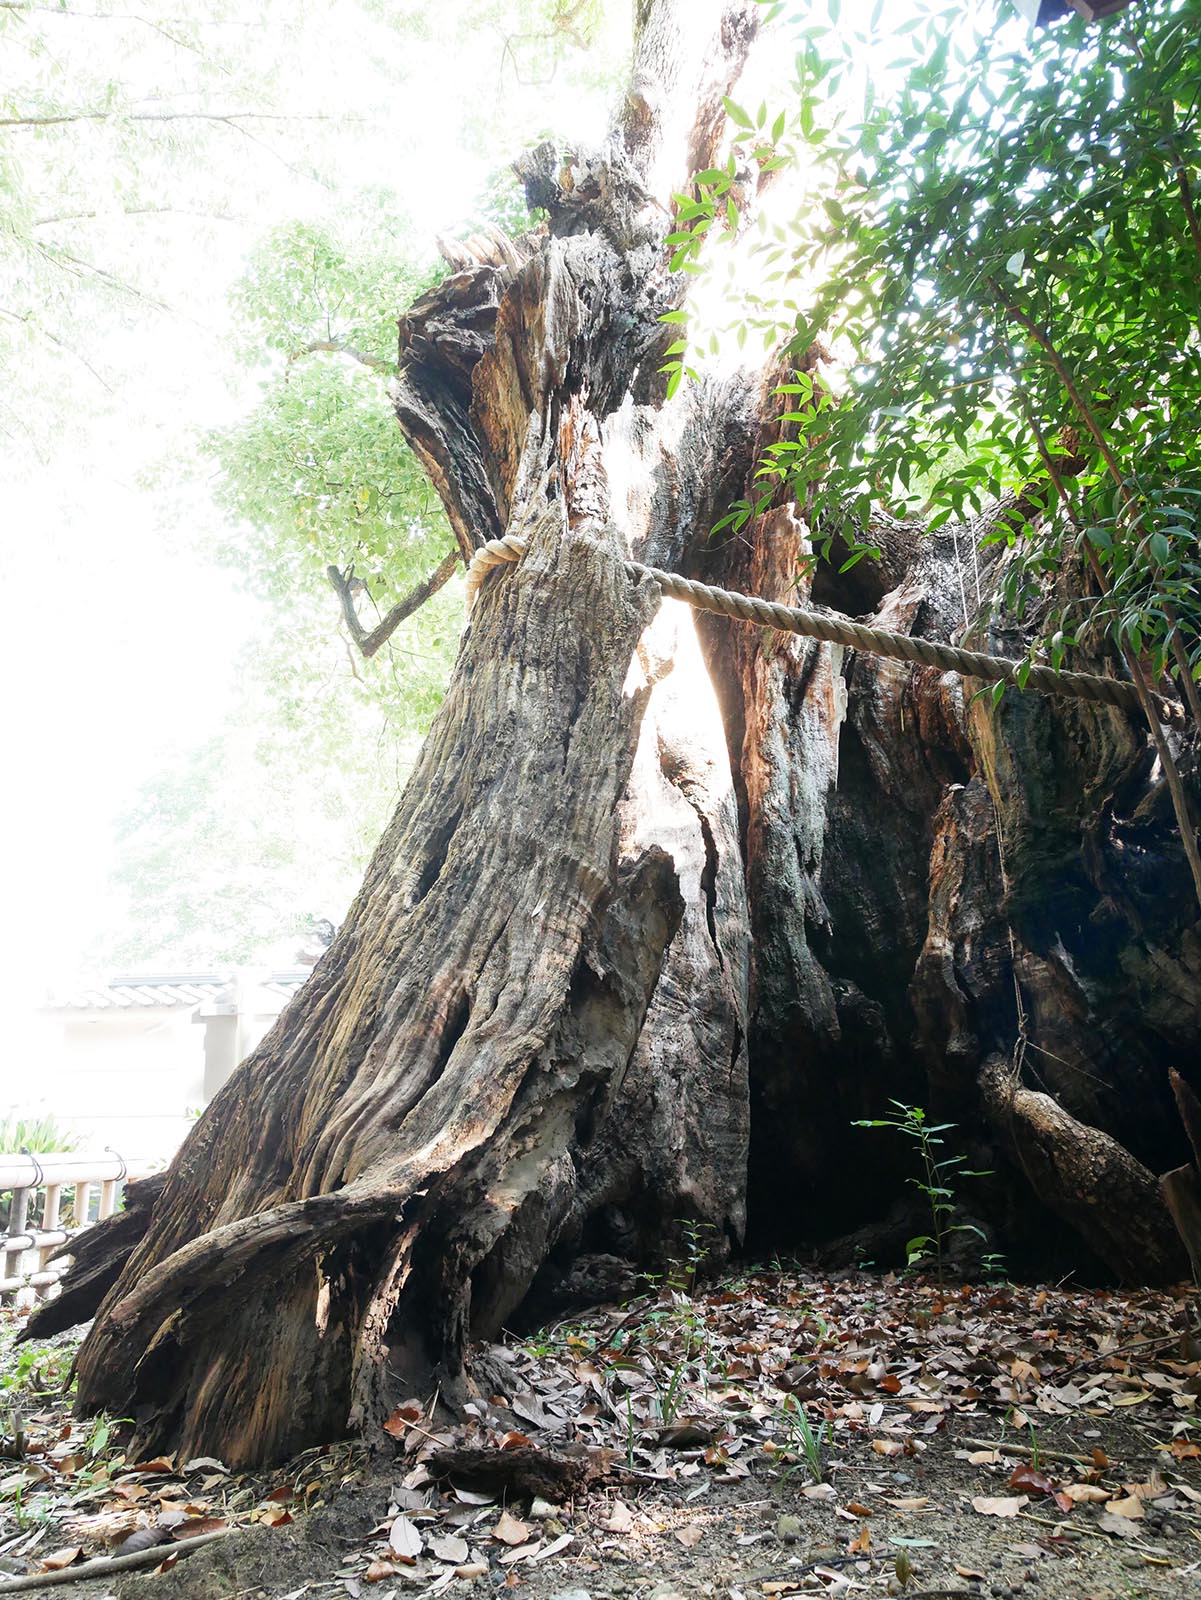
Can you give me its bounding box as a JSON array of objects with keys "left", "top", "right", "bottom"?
[
  {"left": 383, "top": 1402, "right": 424, "bottom": 1439},
  {"left": 38, "top": 1547, "right": 82, "bottom": 1572},
  {"left": 1008, "top": 1464, "right": 1055, "bottom": 1496},
  {"left": 492, "top": 1509, "right": 532, "bottom": 1546},
  {"left": 1062, "top": 1483, "right": 1110, "bottom": 1503},
  {"left": 499, "top": 1539, "right": 542, "bottom": 1565},
  {"left": 172, "top": 1517, "right": 227, "bottom": 1540},
  {"left": 429, "top": 1533, "right": 470, "bottom": 1564},
  {"left": 970, "top": 1495, "right": 1028, "bottom": 1518},
  {"left": 605, "top": 1500, "right": 635, "bottom": 1533},
  {"left": 1105, "top": 1493, "right": 1144, "bottom": 1520},
  {"left": 389, "top": 1515, "right": 424, "bottom": 1560},
  {"left": 1097, "top": 1511, "right": 1141, "bottom": 1538},
  {"left": 532, "top": 1532, "right": 573, "bottom": 1561}
]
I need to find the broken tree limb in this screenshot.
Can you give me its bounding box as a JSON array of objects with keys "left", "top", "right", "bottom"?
[
  {"left": 1160, "top": 1164, "right": 1201, "bottom": 1281},
  {"left": 288, "top": 339, "right": 395, "bottom": 375},
  {"left": 1170, "top": 1068, "right": 1201, "bottom": 1172},
  {"left": 20, "top": 1173, "right": 166, "bottom": 1343},
  {"left": 326, "top": 549, "right": 460, "bottom": 658},
  {"left": 979, "top": 1058, "right": 1188, "bottom": 1282},
  {"left": 0, "top": 1530, "right": 229, "bottom": 1595}
]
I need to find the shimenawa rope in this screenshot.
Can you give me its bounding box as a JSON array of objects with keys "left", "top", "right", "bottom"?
[{"left": 466, "top": 532, "right": 1176, "bottom": 721}]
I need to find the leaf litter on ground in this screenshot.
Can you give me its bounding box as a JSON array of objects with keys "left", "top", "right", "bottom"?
[{"left": 3, "top": 1272, "right": 1201, "bottom": 1595}]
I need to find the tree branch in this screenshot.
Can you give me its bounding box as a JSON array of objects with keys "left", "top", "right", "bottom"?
[
  {"left": 289, "top": 340, "right": 395, "bottom": 376},
  {"left": 0, "top": 110, "right": 348, "bottom": 127},
  {"left": 1009, "top": 373, "right": 1201, "bottom": 911},
  {"left": 326, "top": 550, "right": 460, "bottom": 658},
  {"left": 34, "top": 205, "right": 241, "bottom": 227},
  {"left": 995, "top": 285, "right": 1201, "bottom": 728},
  {"left": 0, "top": 306, "right": 112, "bottom": 390}
]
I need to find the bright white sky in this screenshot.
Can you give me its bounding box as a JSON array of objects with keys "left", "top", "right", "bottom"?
[
  {"left": 0, "top": 0, "right": 1011, "bottom": 1024},
  {"left": 0, "top": 1, "right": 633, "bottom": 1016}
]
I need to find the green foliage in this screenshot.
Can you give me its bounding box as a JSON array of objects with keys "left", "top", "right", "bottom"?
[
  {"left": 774, "top": 1394, "right": 831, "bottom": 1485},
  {"left": 852, "top": 1100, "right": 989, "bottom": 1282},
  {"left": 666, "top": 1217, "right": 716, "bottom": 1295},
  {"left": 0, "top": 1340, "right": 76, "bottom": 1405},
  {"left": 209, "top": 216, "right": 451, "bottom": 609},
  {"left": 0, "top": 1116, "right": 80, "bottom": 1156},
  {"left": 0, "top": 1118, "right": 82, "bottom": 1234},
  {"left": 97, "top": 210, "right": 466, "bottom": 968},
  {"left": 671, "top": 0, "right": 1201, "bottom": 688}
]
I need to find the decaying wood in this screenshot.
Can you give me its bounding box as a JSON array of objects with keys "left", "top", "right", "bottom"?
[
  {"left": 980, "top": 1059, "right": 1187, "bottom": 1282},
  {"left": 28, "top": 0, "right": 1201, "bottom": 1473},
  {"left": 1170, "top": 1067, "right": 1201, "bottom": 1173},
  {"left": 424, "top": 1443, "right": 623, "bottom": 1500},
  {"left": 30, "top": 0, "right": 764, "bottom": 1470},
  {"left": 22, "top": 1173, "right": 165, "bottom": 1341},
  {"left": 1160, "top": 1164, "right": 1201, "bottom": 1281}
]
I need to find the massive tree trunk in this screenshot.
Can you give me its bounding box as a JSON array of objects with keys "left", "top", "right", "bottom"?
[{"left": 31, "top": 0, "right": 1201, "bottom": 1469}]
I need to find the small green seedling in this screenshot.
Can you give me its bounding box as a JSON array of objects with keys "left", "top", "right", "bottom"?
[
  {"left": 852, "top": 1101, "right": 990, "bottom": 1283},
  {"left": 775, "top": 1393, "right": 831, "bottom": 1484}
]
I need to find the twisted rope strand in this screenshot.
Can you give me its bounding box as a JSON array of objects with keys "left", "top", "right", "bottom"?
[{"left": 465, "top": 533, "right": 1173, "bottom": 720}]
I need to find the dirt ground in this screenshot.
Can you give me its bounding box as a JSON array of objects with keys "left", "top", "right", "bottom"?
[{"left": 3, "top": 1270, "right": 1200, "bottom": 1600}]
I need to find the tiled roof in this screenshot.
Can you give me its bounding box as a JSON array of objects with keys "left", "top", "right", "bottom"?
[{"left": 45, "top": 972, "right": 309, "bottom": 1011}]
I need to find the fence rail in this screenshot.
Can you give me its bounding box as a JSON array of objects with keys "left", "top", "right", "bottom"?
[{"left": 0, "top": 1152, "right": 159, "bottom": 1303}]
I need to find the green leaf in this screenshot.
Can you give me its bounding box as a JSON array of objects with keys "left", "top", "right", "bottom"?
[{"left": 723, "top": 96, "right": 754, "bottom": 130}]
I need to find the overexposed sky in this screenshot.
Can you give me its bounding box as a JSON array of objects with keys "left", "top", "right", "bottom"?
[{"left": 0, "top": 0, "right": 632, "bottom": 1008}]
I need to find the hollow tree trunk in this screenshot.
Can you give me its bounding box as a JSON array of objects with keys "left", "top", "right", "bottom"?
[{"left": 34, "top": 0, "right": 1201, "bottom": 1470}]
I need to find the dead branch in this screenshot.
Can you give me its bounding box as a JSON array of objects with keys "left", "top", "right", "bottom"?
[
  {"left": 1170, "top": 1068, "right": 1201, "bottom": 1172},
  {"left": 290, "top": 339, "right": 396, "bottom": 376},
  {"left": 0, "top": 1530, "right": 228, "bottom": 1595},
  {"left": 326, "top": 550, "right": 460, "bottom": 658}
]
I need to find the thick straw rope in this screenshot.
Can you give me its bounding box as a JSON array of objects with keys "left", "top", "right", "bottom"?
[{"left": 466, "top": 532, "right": 1173, "bottom": 720}]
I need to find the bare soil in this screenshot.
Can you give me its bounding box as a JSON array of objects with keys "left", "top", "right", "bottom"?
[{"left": 3, "top": 1270, "right": 1199, "bottom": 1600}]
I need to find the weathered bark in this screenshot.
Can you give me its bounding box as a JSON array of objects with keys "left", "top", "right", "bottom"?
[
  {"left": 979, "top": 1058, "right": 1186, "bottom": 1282},
  {"left": 30, "top": 1, "right": 762, "bottom": 1470},
  {"left": 29, "top": 0, "right": 1201, "bottom": 1470},
  {"left": 1161, "top": 1166, "right": 1201, "bottom": 1281}
]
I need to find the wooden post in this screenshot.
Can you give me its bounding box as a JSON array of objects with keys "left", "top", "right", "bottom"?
[
  {"left": 1, "top": 1187, "right": 30, "bottom": 1306},
  {"left": 37, "top": 1184, "right": 62, "bottom": 1301}
]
